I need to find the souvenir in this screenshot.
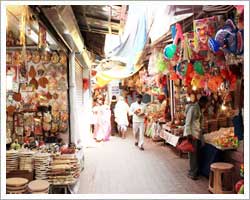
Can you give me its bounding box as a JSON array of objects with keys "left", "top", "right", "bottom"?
[
  {"left": 57, "top": 77, "right": 67, "bottom": 90},
  {"left": 19, "top": 65, "right": 28, "bottom": 82},
  {"left": 29, "top": 78, "right": 38, "bottom": 90},
  {"left": 61, "top": 112, "right": 69, "bottom": 122},
  {"left": 193, "top": 16, "right": 218, "bottom": 52},
  {"left": 43, "top": 122, "right": 51, "bottom": 131},
  {"left": 37, "top": 64, "right": 46, "bottom": 76},
  {"left": 7, "top": 105, "right": 16, "bottom": 115},
  {"left": 43, "top": 113, "right": 52, "bottom": 123},
  {"left": 164, "top": 23, "right": 184, "bottom": 59},
  {"left": 46, "top": 92, "right": 52, "bottom": 100},
  {"left": 13, "top": 92, "right": 22, "bottom": 102},
  {"left": 13, "top": 51, "right": 21, "bottom": 65},
  {"left": 32, "top": 50, "right": 41, "bottom": 64},
  {"left": 34, "top": 125, "right": 42, "bottom": 135},
  {"left": 51, "top": 52, "right": 59, "bottom": 64},
  {"left": 38, "top": 77, "right": 49, "bottom": 88},
  {"left": 29, "top": 65, "right": 36, "bottom": 78},
  {"left": 51, "top": 123, "right": 59, "bottom": 133},
  {"left": 41, "top": 51, "right": 51, "bottom": 64},
  {"left": 6, "top": 52, "right": 13, "bottom": 64},
  {"left": 6, "top": 31, "right": 15, "bottom": 46},
  {"left": 213, "top": 19, "right": 243, "bottom": 55},
  {"left": 7, "top": 65, "right": 17, "bottom": 81},
  {"left": 38, "top": 23, "right": 47, "bottom": 49},
  {"left": 59, "top": 122, "right": 68, "bottom": 133},
  {"left": 59, "top": 51, "right": 67, "bottom": 65},
  {"left": 48, "top": 78, "right": 58, "bottom": 91},
  {"left": 26, "top": 51, "right": 32, "bottom": 62}
]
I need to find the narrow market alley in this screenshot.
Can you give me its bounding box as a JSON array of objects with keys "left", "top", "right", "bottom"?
[{"left": 78, "top": 129, "right": 208, "bottom": 194}]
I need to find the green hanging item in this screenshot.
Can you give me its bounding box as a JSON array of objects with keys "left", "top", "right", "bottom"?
[
  {"left": 157, "top": 54, "right": 167, "bottom": 72},
  {"left": 194, "top": 61, "right": 204, "bottom": 75}
]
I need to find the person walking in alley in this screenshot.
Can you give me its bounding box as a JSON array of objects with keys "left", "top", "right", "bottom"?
[
  {"left": 92, "top": 95, "right": 111, "bottom": 142},
  {"left": 110, "top": 95, "right": 118, "bottom": 136},
  {"left": 114, "top": 96, "right": 130, "bottom": 139},
  {"left": 129, "top": 94, "right": 146, "bottom": 150},
  {"left": 184, "top": 96, "right": 208, "bottom": 180}
]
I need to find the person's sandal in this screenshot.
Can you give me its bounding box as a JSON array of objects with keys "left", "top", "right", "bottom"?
[
  {"left": 135, "top": 142, "right": 138, "bottom": 146},
  {"left": 187, "top": 174, "right": 198, "bottom": 180}
]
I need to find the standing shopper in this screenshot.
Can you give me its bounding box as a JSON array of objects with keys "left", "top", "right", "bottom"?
[
  {"left": 129, "top": 94, "right": 146, "bottom": 150},
  {"left": 110, "top": 95, "right": 118, "bottom": 136},
  {"left": 114, "top": 96, "right": 130, "bottom": 139},
  {"left": 184, "top": 96, "right": 208, "bottom": 180}
]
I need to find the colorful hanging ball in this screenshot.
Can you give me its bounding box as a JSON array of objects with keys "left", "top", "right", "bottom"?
[
  {"left": 163, "top": 44, "right": 177, "bottom": 59},
  {"left": 194, "top": 61, "right": 204, "bottom": 75}
]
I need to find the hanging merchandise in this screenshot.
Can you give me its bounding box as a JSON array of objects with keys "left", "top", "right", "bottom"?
[
  {"left": 32, "top": 50, "right": 41, "bottom": 64},
  {"left": 164, "top": 23, "right": 184, "bottom": 59},
  {"left": 209, "top": 19, "right": 244, "bottom": 55},
  {"left": 38, "top": 23, "right": 47, "bottom": 49},
  {"left": 41, "top": 51, "right": 51, "bottom": 64},
  {"left": 184, "top": 63, "right": 194, "bottom": 86},
  {"left": 193, "top": 16, "right": 218, "bottom": 53},
  {"left": 193, "top": 61, "right": 204, "bottom": 75},
  {"left": 183, "top": 32, "right": 194, "bottom": 61},
  {"left": 19, "top": 6, "right": 27, "bottom": 47},
  {"left": 207, "top": 75, "right": 223, "bottom": 92},
  {"left": 96, "top": 74, "right": 111, "bottom": 87},
  {"left": 156, "top": 53, "right": 168, "bottom": 73},
  {"left": 29, "top": 66, "right": 36, "bottom": 78},
  {"left": 176, "top": 61, "right": 187, "bottom": 79},
  {"left": 148, "top": 48, "right": 160, "bottom": 75}
]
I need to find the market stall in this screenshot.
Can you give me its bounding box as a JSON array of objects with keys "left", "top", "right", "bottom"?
[
  {"left": 125, "top": 5, "right": 244, "bottom": 187},
  {"left": 5, "top": 5, "right": 84, "bottom": 194}
]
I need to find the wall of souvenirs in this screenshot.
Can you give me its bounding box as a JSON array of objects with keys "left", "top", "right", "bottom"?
[{"left": 6, "top": 49, "right": 69, "bottom": 145}]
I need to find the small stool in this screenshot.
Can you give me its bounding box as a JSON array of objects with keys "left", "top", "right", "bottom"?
[{"left": 208, "top": 162, "right": 234, "bottom": 194}]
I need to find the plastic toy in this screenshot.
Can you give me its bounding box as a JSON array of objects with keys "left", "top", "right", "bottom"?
[
  {"left": 209, "top": 19, "right": 243, "bottom": 55},
  {"left": 164, "top": 23, "right": 184, "bottom": 59}
]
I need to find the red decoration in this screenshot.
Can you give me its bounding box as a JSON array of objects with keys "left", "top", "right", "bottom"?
[
  {"left": 83, "top": 78, "right": 89, "bottom": 90},
  {"left": 91, "top": 70, "right": 97, "bottom": 77}
]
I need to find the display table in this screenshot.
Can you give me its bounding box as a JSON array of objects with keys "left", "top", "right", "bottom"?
[
  {"left": 205, "top": 141, "right": 238, "bottom": 151},
  {"left": 160, "top": 126, "right": 181, "bottom": 147}
]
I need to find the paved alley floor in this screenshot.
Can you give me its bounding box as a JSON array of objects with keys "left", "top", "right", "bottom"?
[{"left": 78, "top": 129, "right": 209, "bottom": 194}]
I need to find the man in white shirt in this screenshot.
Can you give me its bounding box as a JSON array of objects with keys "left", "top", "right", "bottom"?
[{"left": 129, "top": 94, "right": 146, "bottom": 150}]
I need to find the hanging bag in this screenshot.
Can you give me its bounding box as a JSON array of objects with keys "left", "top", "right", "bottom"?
[{"left": 176, "top": 138, "right": 195, "bottom": 153}]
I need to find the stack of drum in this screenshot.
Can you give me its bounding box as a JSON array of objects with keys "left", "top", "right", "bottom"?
[
  {"left": 34, "top": 153, "right": 51, "bottom": 180},
  {"left": 6, "top": 177, "right": 29, "bottom": 194},
  {"left": 28, "top": 180, "right": 50, "bottom": 194},
  {"left": 19, "top": 151, "right": 34, "bottom": 172},
  {"left": 6, "top": 150, "right": 18, "bottom": 173}
]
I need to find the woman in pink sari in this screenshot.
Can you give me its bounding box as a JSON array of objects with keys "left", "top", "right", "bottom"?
[{"left": 92, "top": 96, "right": 111, "bottom": 142}]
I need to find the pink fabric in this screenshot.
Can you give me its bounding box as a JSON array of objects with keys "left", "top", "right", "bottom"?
[{"left": 93, "top": 105, "right": 111, "bottom": 141}]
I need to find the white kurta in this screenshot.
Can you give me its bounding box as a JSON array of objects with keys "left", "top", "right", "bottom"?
[{"left": 114, "top": 100, "right": 130, "bottom": 126}]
